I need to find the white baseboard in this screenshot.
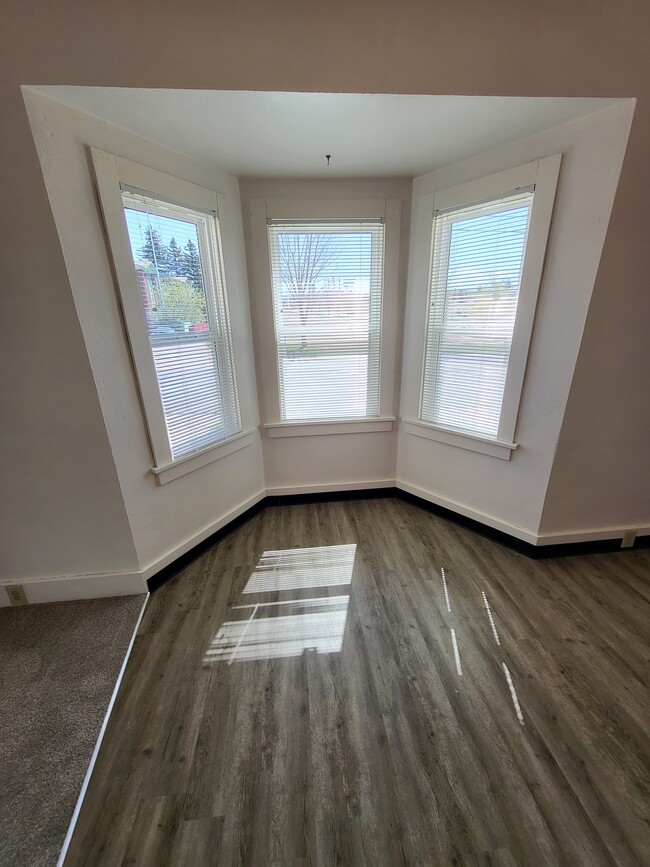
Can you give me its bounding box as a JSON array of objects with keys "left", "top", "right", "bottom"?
[
  {"left": 9, "top": 484, "right": 643, "bottom": 608},
  {"left": 0, "top": 570, "right": 147, "bottom": 607},
  {"left": 1, "top": 491, "right": 267, "bottom": 607},
  {"left": 396, "top": 480, "right": 539, "bottom": 544},
  {"left": 141, "top": 489, "right": 267, "bottom": 581},
  {"left": 397, "top": 481, "right": 650, "bottom": 547},
  {"left": 536, "top": 525, "right": 650, "bottom": 545},
  {"left": 266, "top": 479, "right": 396, "bottom": 496}
]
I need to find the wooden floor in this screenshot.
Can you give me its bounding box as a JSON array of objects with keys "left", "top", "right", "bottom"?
[{"left": 65, "top": 499, "right": 650, "bottom": 866}]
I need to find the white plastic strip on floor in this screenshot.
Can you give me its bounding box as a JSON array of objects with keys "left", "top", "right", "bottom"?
[
  {"left": 441, "top": 567, "right": 452, "bottom": 613},
  {"left": 450, "top": 627, "right": 463, "bottom": 676},
  {"left": 56, "top": 593, "right": 150, "bottom": 867},
  {"left": 502, "top": 662, "right": 525, "bottom": 725},
  {"left": 482, "top": 591, "right": 501, "bottom": 646}
]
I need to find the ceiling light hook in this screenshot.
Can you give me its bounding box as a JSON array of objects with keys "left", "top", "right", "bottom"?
[{"left": 325, "top": 154, "right": 331, "bottom": 166}]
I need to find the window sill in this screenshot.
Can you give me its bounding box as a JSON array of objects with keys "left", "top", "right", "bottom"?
[
  {"left": 401, "top": 419, "right": 517, "bottom": 461},
  {"left": 264, "top": 418, "right": 396, "bottom": 438},
  {"left": 151, "top": 428, "right": 257, "bottom": 484}
]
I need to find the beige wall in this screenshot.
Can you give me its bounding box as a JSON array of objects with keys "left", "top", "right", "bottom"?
[
  {"left": 1, "top": 0, "right": 648, "bottom": 585},
  {"left": 0, "top": 86, "right": 141, "bottom": 587},
  {"left": 538, "top": 113, "right": 650, "bottom": 537}
]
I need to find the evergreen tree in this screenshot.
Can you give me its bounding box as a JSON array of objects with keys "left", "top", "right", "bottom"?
[
  {"left": 139, "top": 226, "right": 169, "bottom": 275},
  {"left": 182, "top": 239, "right": 203, "bottom": 289},
  {"left": 166, "top": 237, "right": 184, "bottom": 277}
]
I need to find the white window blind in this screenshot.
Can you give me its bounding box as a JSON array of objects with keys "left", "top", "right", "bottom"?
[
  {"left": 122, "top": 189, "right": 240, "bottom": 459},
  {"left": 421, "top": 190, "right": 534, "bottom": 438},
  {"left": 267, "top": 220, "right": 384, "bottom": 421}
]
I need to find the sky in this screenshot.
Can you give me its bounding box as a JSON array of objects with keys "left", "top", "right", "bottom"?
[
  {"left": 124, "top": 207, "right": 200, "bottom": 263},
  {"left": 446, "top": 203, "right": 531, "bottom": 292}
]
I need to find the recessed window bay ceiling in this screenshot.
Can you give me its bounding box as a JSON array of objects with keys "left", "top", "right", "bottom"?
[{"left": 30, "top": 87, "right": 617, "bottom": 177}]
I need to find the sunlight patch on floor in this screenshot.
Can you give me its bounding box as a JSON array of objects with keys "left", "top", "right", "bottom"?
[
  {"left": 205, "top": 544, "right": 356, "bottom": 664},
  {"left": 242, "top": 544, "right": 357, "bottom": 593}
]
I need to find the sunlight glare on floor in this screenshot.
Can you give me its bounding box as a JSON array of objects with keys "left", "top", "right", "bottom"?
[
  {"left": 204, "top": 543, "right": 356, "bottom": 664},
  {"left": 242, "top": 543, "right": 357, "bottom": 593}
]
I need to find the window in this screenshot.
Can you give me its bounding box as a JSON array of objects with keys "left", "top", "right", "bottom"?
[
  {"left": 92, "top": 150, "right": 244, "bottom": 481},
  {"left": 406, "top": 156, "right": 560, "bottom": 459},
  {"left": 267, "top": 220, "right": 384, "bottom": 421},
  {"left": 121, "top": 191, "right": 240, "bottom": 458},
  {"left": 250, "top": 199, "right": 401, "bottom": 436},
  {"left": 421, "top": 190, "right": 533, "bottom": 437}
]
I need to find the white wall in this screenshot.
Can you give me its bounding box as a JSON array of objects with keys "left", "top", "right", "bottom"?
[
  {"left": 240, "top": 178, "right": 411, "bottom": 493},
  {"left": 0, "top": 86, "right": 141, "bottom": 594},
  {"left": 23, "top": 90, "right": 265, "bottom": 577},
  {"left": 398, "top": 102, "right": 635, "bottom": 540}
]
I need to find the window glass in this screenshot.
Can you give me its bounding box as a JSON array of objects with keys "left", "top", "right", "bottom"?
[
  {"left": 267, "top": 221, "right": 384, "bottom": 421},
  {"left": 421, "top": 191, "right": 533, "bottom": 437},
  {"left": 123, "top": 192, "right": 240, "bottom": 458}
]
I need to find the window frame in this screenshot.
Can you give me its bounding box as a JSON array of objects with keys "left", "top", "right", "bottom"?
[
  {"left": 249, "top": 198, "right": 401, "bottom": 436},
  {"left": 406, "top": 155, "right": 561, "bottom": 460},
  {"left": 91, "top": 148, "right": 249, "bottom": 483}
]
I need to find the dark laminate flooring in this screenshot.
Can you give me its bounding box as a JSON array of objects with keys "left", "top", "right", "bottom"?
[{"left": 64, "top": 499, "right": 650, "bottom": 866}]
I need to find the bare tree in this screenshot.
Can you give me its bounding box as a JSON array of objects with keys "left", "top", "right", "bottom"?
[{"left": 278, "top": 232, "right": 340, "bottom": 347}]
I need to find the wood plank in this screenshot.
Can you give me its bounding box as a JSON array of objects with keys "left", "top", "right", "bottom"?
[{"left": 64, "top": 499, "right": 650, "bottom": 867}]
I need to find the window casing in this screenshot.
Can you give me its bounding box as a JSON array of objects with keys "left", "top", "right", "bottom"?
[
  {"left": 405, "top": 155, "right": 561, "bottom": 459},
  {"left": 92, "top": 150, "right": 244, "bottom": 481},
  {"left": 421, "top": 189, "right": 534, "bottom": 438},
  {"left": 267, "top": 220, "right": 384, "bottom": 422},
  {"left": 250, "top": 199, "right": 401, "bottom": 437}
]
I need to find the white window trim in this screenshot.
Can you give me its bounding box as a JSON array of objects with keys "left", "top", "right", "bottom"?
[
  {"left": 264, "top": 417, "right": 396, "bottom": 438},
  {"left": 403, "top": 155, "right": 561, "bottom": 458},
  {"left": 151, "top": 427, "right": 256, "bottom": 484},
  {"left": 401, "top": 419, "right": 517, "bottom": 460},
  {"left": 249, "top": 198, "right": 401, "bottom": 437},
  {"left": 91, "top": 148, "right": 243, "bottom": 480}
]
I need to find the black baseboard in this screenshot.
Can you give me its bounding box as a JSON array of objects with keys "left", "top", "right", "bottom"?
[
  {"left": 394, "top": 489, "right": 650, "bottom": 559},
  {"left": 266, "top": 487, "right": 398, "bottom": 508},
  {"left": 147, "top": 487, "right": 648, "bottom": 592},
  {"left": 146, "top": 497, "right": 267, "bottom": 593},
  {"left": 395, "top": 488, "right": 537, "bottom": 556}
]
